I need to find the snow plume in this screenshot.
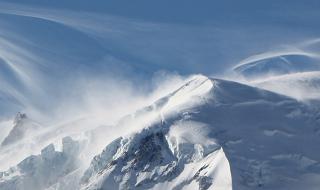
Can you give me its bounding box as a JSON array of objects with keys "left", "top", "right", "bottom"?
[
  {"left": 0, "top": 2, "right": 204, "bottom": 171},
  {"left": 0, "top": 67, "right": 193, "bottom": 171},
  {"left": 227, "top": 38, "right": 320, "bottom": 101},
  {"left": 0, "top": 2, "right": 195, "bottom": 123}
]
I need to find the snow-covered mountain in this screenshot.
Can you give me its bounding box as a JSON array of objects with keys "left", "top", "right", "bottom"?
[
  {"left": 1, "top": 75, "right": 319, "bottom": 190},
  {"left": 80, "top": 76, "right": 320, "bottom": 190},
  {"left": 0, "top": 1, "right": 319, "bottom": 190}
]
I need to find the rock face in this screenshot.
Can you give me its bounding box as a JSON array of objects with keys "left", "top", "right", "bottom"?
[
  {"left": 81, "top": 131, "right": 178, "bottom": 190},
  {"left": 0, "top": 137, "right": 81, "bottom": 190},
  {"left": 81, "top": 127, "right": 231, "bottom": 190},
  {"left": 1, "top": 112, "right": 41, "bottom": 146}
]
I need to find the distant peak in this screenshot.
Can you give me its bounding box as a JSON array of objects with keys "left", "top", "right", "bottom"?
[
  {"left": 1, "top": 112, "right": 40, "bottom": 147},
  {"left": 13, "top": 112, "right": 27, "bottom": 125}
]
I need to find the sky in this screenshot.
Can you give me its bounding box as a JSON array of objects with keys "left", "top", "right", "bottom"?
[
  {"left": 0, "top": 0, "right": 319, "bottom": 120},
  {"left": 0, "top": 0, "right": 319, "bottom": 74}
]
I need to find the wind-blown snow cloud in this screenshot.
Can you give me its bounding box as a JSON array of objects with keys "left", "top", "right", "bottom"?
[{"left": 227, "top": 39, "right": 320, "bottom": 101}]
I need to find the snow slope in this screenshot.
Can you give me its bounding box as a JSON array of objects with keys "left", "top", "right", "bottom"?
[{"left": 232, "top": 50, "right": 320, "bottom": 101}]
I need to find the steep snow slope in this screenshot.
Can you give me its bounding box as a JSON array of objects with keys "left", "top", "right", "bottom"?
[{"left": 80, "top": 75, "right": 320, "bottom": 190}]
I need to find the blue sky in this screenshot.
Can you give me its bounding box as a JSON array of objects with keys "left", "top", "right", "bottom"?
[{"left": 0, "top": 0, "right": 319, "bottom": 76}]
